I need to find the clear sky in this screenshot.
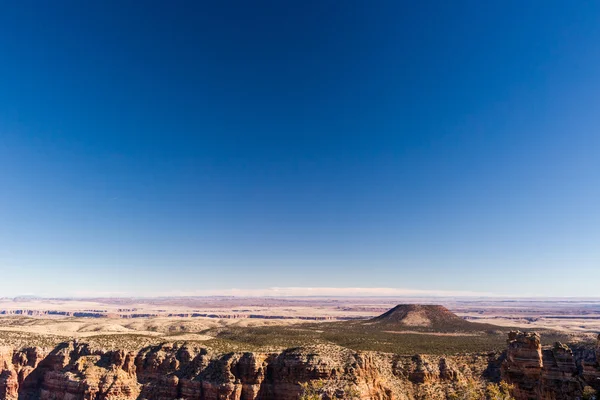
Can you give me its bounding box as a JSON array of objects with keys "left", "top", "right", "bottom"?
[{"left": 0, "top": 1, "right": 599, "bottom": 297}]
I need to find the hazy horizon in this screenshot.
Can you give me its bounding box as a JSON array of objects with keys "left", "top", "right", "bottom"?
[
  {"left": 4, "top": 289, "right": 600, "bottom": 300},
  {"left": 1, "top": 1, "right": 599, "bottom": 297}
]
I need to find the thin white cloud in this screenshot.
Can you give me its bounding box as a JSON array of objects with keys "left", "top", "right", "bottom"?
[{"left": 132, "top": 287, "right": 493, "bottom": 298}]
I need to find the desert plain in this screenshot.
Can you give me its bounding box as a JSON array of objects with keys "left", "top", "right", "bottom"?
[{"left": 0, "top": 296, "right": 598, "bottom": 349}]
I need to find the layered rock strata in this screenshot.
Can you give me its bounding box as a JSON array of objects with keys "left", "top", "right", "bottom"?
[
  {"left": 0, "top": 332, "right": 598, "bottom": 399},
  {"left": 0, "top": 342, "right": 494, "bottom": 400},
  {"left": 501, "top": 331, "right": 600, "bottom": 400}
]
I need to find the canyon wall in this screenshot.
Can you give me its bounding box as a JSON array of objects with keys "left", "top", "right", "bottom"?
[
  {"left": 0, "top": 332, "right": 598, "bottom": 399},
  {"left": 0, "top": 341, "right": 495, "bottom": 400},
  {"left": 501, "top": 331, "right": 600, "bottom": 400}
]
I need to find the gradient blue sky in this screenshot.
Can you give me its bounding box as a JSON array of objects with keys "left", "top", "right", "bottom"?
[{"left": 1, "top": 1, "right": 599, "bottom": 297}]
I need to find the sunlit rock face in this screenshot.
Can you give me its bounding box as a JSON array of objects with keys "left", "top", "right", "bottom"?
[
  {"left": 501, "top": 330, "right": 600, "bottom": 400},
  {"left": 0, "top": 342, "right": 396, "bottom": 400},
  {"left": 0, "top": 332, "right": 598, "bottom": 400}
]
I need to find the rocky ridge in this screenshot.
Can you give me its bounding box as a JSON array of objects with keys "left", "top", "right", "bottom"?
[
  {"left": 0, "top": 325, "right": 598, "bottom": 399},
  {"left": 0, "top": 340, "right": 497, "bottom": 400}
]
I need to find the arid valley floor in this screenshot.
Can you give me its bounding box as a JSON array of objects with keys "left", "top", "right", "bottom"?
[{"left": 1, "top": 296, "right": 599, "bottom": 346}]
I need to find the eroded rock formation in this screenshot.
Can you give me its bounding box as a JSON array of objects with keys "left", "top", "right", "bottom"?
[
  {"left": 579, "top": 334, "right": 600, "bottom": 393},
  {"left": 501, "top": 331, "right": 600, "bottom": 400},
  {"left": 0, "top": 341, "right": 497, "bottom": 400},
  {"left": 0, "top": 332, "right": 598, "bottom": 399}
]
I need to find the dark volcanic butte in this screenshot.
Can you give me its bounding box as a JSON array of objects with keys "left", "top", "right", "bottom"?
[{"left": 371, "top": 304, "right": 482, "bottom": 331}]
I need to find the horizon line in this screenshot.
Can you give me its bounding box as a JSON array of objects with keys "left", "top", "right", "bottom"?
[{"left": 4, "top": 287, "right": 600, "bottom": 300}]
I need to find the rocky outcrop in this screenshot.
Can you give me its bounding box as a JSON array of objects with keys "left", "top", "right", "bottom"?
[
  {"left": 391, "top": 354, "right": 461, "bottom": 385},
  {"left": 0, "top": 332, "right": 598, "bottom": 400},
  {"left": 579, "top": 334, "right": 600, "bottom": 392},
  {"left": 501, "top": 331, "right": 600, "bottom": 400},
  {"left": 0, "top": 341, "right": 499, "bottom": 400},
  {"left": 502, "top": 331, "right": 544, "bottom": 399}
]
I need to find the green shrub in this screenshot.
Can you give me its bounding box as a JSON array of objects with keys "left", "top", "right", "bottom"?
[
  {"left": 583, "top": 386, "right": 598, "bottom": 400},
  {"left": 486, "top": 381, "right": 515, "bottom": 400},
  {"left": 299, "top": 380, "right": 325, "bottom": 400}
]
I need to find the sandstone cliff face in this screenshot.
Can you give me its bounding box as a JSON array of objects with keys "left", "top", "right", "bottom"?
[
  {"left": 579, "top": 334, "right": 600, "bottom": 393},
  {"left": 501, "top": 331, "right": 600, "bottom": 400},
  {"left": 0, "top": 342, "right": 484, "bottom": 400},
  {"left": 0, "top": 332, "right": 598, "bottom": 400}
]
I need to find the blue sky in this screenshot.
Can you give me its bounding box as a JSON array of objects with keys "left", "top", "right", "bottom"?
[{"left": 0, "top": 1, "right": 599, "bottom": 297}]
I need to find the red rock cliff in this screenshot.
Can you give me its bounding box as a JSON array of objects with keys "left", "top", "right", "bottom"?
[
  {"left": 0, "top": 341, "right": 500, "bottom": 400},
  {"left": 501, "top": 331, "right": 600, "bottom": 400},
  {"left": 1, "top": 333, "right": 597, "bottom": 400}
]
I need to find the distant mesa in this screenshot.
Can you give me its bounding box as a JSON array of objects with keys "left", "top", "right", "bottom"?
[{"left": 371, "top": 304, "right": 478, "bottom": 331}]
